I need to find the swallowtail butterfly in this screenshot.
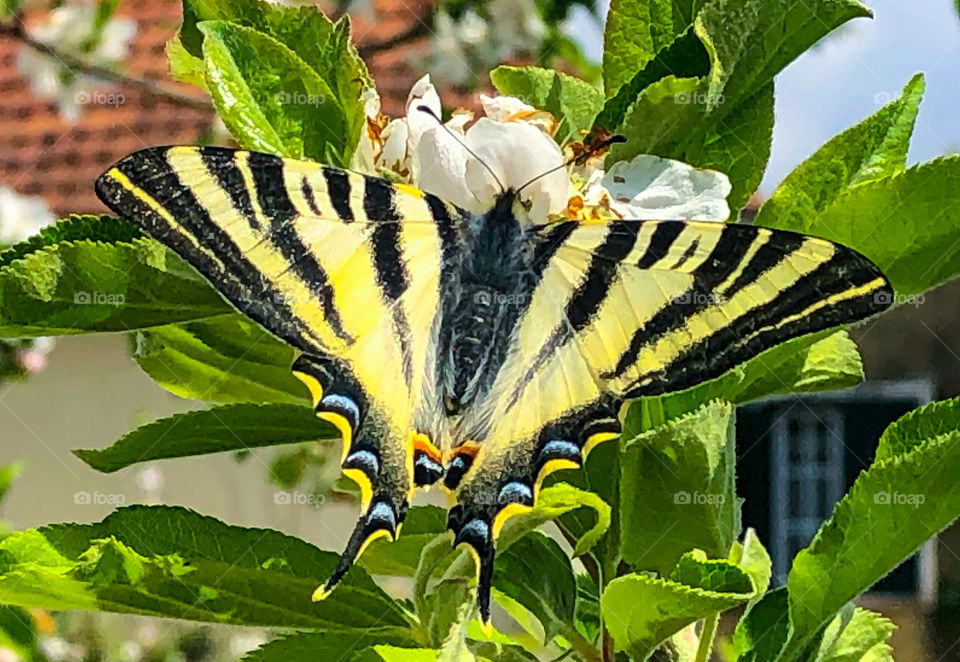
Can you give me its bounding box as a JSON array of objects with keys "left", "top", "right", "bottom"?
[{"left": 96, "top": 145, "right": 891, "bottom": 625}]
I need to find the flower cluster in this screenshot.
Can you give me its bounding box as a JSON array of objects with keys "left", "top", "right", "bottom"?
[
  {"left": 353, "top": 75, "right": 732, "bottom": 225},
  {"left": 16, "top": 4, "right": 137, "bottom": 121}
]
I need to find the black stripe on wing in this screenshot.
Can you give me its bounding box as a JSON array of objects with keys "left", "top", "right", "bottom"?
[
  {"left": 95, "top": 146, "right": 314, "bottom": 350},
  {"left": 242, "top": 151, "right": 355, "bottom": 345}
]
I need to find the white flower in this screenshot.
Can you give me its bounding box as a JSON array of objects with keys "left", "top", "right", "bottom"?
[
  {"left": 376, "top": 76, "right": 566, "bottom": 220},
  {"left": 424, "top": 0, "right": 545, "bottom": 86},
  {"left": 370, "top": 77, "right": 731, "bottom": 225},
  {"left": 598, "top": 155, "right": 731, "bottom": 220},
  {"left": 488, "top": 0, "right": 546, "bottom": 56},
  {"left": 478, "top": 93, "right": 535, "bottom": 122},
  {"left": 16, "top": 5, "right": 137, "bottom": 121},
  {"left": 0, "top": 186, "right": 54, "bottom": 244},
  {"left": 349, "top": 87, "right": 383, "bottom": 172}
]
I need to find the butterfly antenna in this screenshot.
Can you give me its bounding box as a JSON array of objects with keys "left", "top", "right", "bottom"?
[
  {"left": 515, "top": 134, "right": 627, "bottom": 196},
  {"left": 415, "top": 105, "right": 505, "bottom": 194}
]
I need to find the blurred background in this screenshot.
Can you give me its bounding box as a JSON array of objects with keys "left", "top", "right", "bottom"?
[{"left": 1, "top": 0, "right": 960, "bottom": 660}]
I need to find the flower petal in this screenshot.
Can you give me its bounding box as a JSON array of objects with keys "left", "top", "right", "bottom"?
[
  {"left": 377, "top": 118, "right": 410, "bottom": 173},
  {"left": 479, "top": 93, "right": 535, "bottom": 121},
  {"left": 411, "top": 125, "right": 476, "bottom": 211},
  {"left": 464, "top": 118, "right": 567, "bottom": 220},
  {"left": 602, "top": 155, "right": 731, "bottom": 221},
  {"left": 405, "top": 74, "right": 442, "bottom": 148}
]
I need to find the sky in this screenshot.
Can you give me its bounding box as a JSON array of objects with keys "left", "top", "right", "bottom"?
[{"left": 568, "top": 0, "right": 960, "bottom": 194}]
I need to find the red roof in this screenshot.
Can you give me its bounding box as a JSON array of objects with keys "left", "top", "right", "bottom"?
[{"left": 0, "top": 0, "right": 472, "bottom": 217}]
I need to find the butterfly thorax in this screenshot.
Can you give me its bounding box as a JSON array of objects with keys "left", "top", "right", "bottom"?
[{"left": 438, "top": 190, "right": 534, "bottom": 419}]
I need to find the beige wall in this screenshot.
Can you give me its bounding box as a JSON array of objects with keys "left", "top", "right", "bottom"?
[{"left": 0, "top": 333, "right": 355, "bottom": 552}]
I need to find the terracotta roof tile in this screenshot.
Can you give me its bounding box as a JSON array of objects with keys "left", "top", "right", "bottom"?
[{"left": 0, "top": 0, "right": 478, "bottom": 218}]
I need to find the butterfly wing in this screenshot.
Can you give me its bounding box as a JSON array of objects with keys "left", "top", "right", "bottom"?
[
  {"left": 96, "top": 145, "right": 461, "bottom": 594},
  {"left": 447, "top": 218, "right": 892, "bottom": 621}
]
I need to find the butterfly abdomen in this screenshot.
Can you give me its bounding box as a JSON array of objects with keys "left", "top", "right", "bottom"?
[{"left": 439, "top": 192, "right": 534, "bottom": 415}]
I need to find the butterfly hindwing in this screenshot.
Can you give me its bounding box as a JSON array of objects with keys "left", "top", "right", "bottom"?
[
  {"left": 447, "top": 218, "right": 891, "bottom": 620},
  {"left": 96, "top": 145, "right": 462, "bottom": 594}
]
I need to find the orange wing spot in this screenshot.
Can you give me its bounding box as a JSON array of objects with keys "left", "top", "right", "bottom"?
[
  {"left": 447, "top": 440, "right": 481, "bottom": 463},
  {"left": 411, "top": 432, "right": 442, "bottom": 464}
]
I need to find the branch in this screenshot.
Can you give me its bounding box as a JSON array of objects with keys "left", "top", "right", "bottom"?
[
  {"left": 0, "top": 19, "right": 213, "bottom": 112},
  {"left": 357, "top": 9, "right": 434, "bottom": 58}
]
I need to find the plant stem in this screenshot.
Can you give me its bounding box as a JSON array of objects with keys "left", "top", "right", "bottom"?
[
  {"left": 599, "top": 555, "right": 617, "bottom": 662},
  {"left": 563, "top": 625, "right": 603, "bottom": 662},
  {"left": 0, "top": 18, "right": 213, "bottom": 111},
  {"left": 694, "top": 613, "right": 720, "bottom": 662}
]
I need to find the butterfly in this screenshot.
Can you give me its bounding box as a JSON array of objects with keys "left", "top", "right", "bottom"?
[{"left": 95, "top": 145, "right": 891, "bottom": 626}]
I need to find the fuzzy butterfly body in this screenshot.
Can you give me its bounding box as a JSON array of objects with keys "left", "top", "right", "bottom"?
[{"left": 96, "top": 145, "right": 892, "bottom": 625}]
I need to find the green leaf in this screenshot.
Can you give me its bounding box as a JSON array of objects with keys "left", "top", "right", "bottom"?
[
  {"left": 729, "top": 528, "right": 771, "bottom": 600},
  {"left": 695, "top": 0, "right": 870, "bottom": 107},
  {"left": 490, "top": 65, "right": 603, "bottom": 143},
  {"left": 682, "top": 83, "right": 773, "bottom": 213},
  {"left": 0, "top": 235, "right": 230, "bottom": 337},
  {"left": 601, "top": 569, "right": 752, "bottom": 659},
  {"left": 761, "top": 156, "right": 960, "bottom": 297},
  {"left": 756, "top": 74, "right": 923, "bottom": 231},
  {"left": 0, "top": 215, "right": 141, "bottom": 271},
  {"left": 360, "top": 506, "right": 447, "bottom": 577},
  {"left": 242, "top": 631, "right": 417, "bottom": 662},
  {"left": 629, "top": 330, "right": 863, "bottom": 426},
  {"left": 0, "top": 462, "right": 23, "bottom": 506},
  {"left": 732, "top": 587, "right": 791, "bottom": 661},
  {"left": 876, "top": 394, "right": 960, "bottom": 462},
  {"left": 0, "top": 604, "right": 35, "bottom": 659},
  {"left": 670, "top": 550, "right": 754, "bottom": 595},
  {"left": 73, "top": 403, "right": 336, "bottom": 473},
  {"left": 366, "top": 647, "right": 439, "bottom": 662},
  {"left": 130, "top": 316, "right": 306, "bottom": 405},
  {"left": 492, "top": 532, "right": 576, "bottom": 641},
  {"left": 0, "top": 506, "right": 408, "bottom": 631},
  {"left": 781, "top": 400, "right": 960, "bottom": 658},
  {"left": 602, "top": 0, "right": 707, "bottom": 96},
  {"left": 180, "top": 0, "right": 370, "bottom": 162},
  {"left": 597, "top": 28, "right": 710, "bottom": 133},
  {"left": 500, "top": 483, "right": 611, "bottom": 556},
  {"left": 199, "top": 21, "right": 348, "bottom": 164},
  {"left": 620, "top": 401, "right": 740, "bottom": 574},
  {"left": 814, "top": 608, "right": 895, "bottom": 662},
  {"left": 166, "top": 36, "right": 208, "bottom": 90},
  {"left": 609, "top": 0, "right": 870, "bottom": 168}
]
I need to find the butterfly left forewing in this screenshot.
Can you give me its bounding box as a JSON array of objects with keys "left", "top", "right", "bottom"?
[
  {"left": 96, "top": 146, "right": 459, "bottom": 594},
  {"left": 447, "top": 217, "right": 892, "bottom": 622}
]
